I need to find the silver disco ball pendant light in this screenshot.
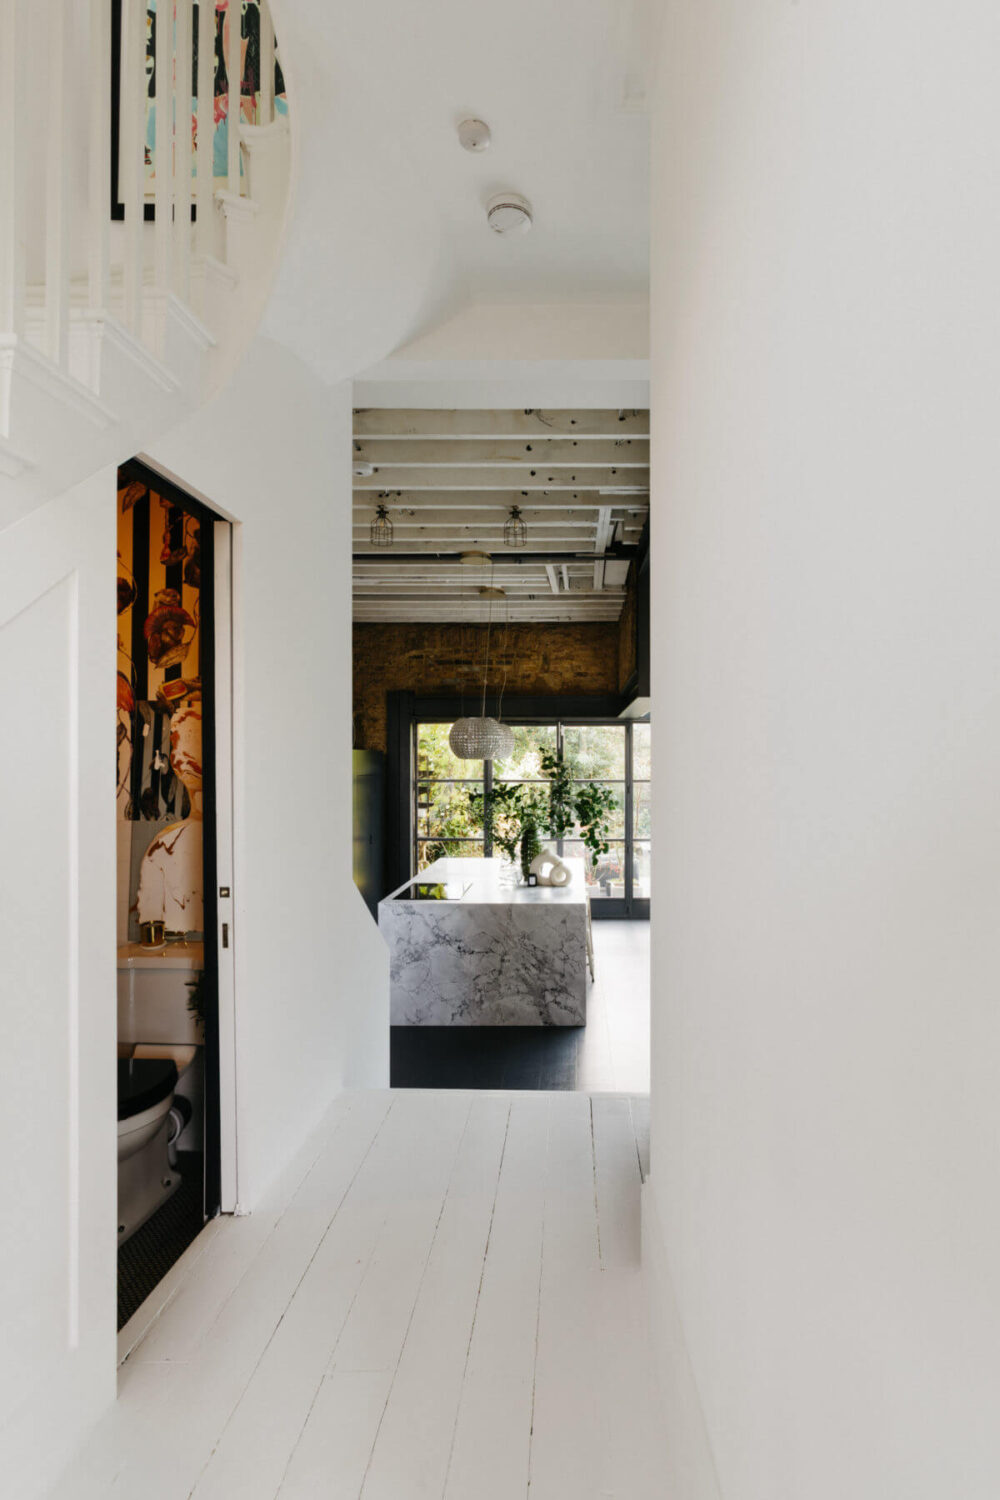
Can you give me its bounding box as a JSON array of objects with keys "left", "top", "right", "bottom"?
[
  {"left": 449, "top": 716, "right": 514, "bottom": 761},
  {"left": 448, "top": 575, "right": 515, "bottom": 762}
]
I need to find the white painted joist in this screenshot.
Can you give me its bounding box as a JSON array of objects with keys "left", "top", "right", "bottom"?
[
  {"left": 349, "top": 488, "right": 649, "bottom": 510},
  {"left": 353, "top": 438, "right": 650, "bottom": 467},
  {"left": 352, "top": 532, "right": 644, "bottom": 547},
  {"left": 353, "top": 466, "right": 648, "bottom": 491},
  {"left": 353, "top": 560, "right": 612, "bottom": 575},
  {"left": 353, "top": 593, "right": 618, "bottom": 608},
  {"left": 352, "top": 408, "right": 649, "bottom": 439},
  {"left": 352, "top": 578, "right": 625, "bottom": 593},
  {"left": 351, "top": 507, "right": 635, "bottom": 528},
  {"left": 351, "top": 533, "right": 643, "bottom": 554}
]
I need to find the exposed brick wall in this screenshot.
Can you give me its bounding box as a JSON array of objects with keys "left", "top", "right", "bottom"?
[
  {"left": 617, "top": 562, "right": 638, "bottom": 692},
  {"left": 353, "top": 622, "right": 622, "bottom": 753}
]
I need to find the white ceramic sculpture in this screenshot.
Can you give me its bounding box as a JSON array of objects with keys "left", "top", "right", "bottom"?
[{"left": 529, "top": 852, "right": 573, "bottom": 887}]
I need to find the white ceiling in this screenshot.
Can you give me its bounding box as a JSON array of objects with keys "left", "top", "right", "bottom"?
[
  {"left": 264, "top": 0, "right": 652, "bottom": 383},
  {"left": 352, "top": 407, "right": 649, "bottom": 623}
]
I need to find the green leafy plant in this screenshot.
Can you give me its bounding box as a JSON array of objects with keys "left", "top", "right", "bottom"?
[
  {"left": 520, "top": 819, "right": 542, "bottom": 880},
  {"left": 461, "top": 746, "right": 617, "bottom": 875},
  {"left": 467, "top": 781, "right": 541, "bottom": 863},
  {"left": 539, "top": 749, "right": 574, "bottom": 839},
  {"left": 186, "top": 970, "right": 205, "bottom": 1029},
  {"left": 572, "top": 780, "right": 618, "bottom": 870}
]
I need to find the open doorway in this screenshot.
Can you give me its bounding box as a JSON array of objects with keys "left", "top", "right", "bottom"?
[
  {"left": 350, "top": 405, "right": 651, "bottom": 1092},
  {"left": 115, "top": 461, "right": 230, "bottom": 1329}
]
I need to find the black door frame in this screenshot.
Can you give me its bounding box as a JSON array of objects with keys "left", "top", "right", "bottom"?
[{"left": 119, "top": 458, "right": 223, "bottom": 1221}]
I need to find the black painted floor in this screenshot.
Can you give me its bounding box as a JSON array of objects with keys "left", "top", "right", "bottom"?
[
  {"left": 117, "top": 1151, "right": 205, "bottom": 1330},
  {"left": 390, "top": 1026, "right": 587, "bottom": 1090}
]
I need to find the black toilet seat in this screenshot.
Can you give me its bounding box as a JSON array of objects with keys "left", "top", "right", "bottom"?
[{"left": 117, "top": 1058, "right": 178, "bottom": 1122}]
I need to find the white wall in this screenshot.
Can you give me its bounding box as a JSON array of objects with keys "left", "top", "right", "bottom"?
[
  {"left": 0, "top": 470, "right": 117, "bottom": 1498},
  {"left": 147, "top": 336, "right": 389, "bottom": 1206},
  {"left": 645, "top": 3, "right": 1000, "bottom": 1497},
  {"left": 0, "top": 336, "right": 388, "bottom": 1496}
]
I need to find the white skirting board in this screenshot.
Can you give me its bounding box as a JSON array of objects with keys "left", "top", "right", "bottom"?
[{"left": 641, "top": 1178, "right": 724, "bottom": 1500}]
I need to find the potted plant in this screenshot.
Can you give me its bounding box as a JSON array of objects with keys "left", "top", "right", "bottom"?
[{"left": 464, "top": 751, "right": 616, "bottom": 879}]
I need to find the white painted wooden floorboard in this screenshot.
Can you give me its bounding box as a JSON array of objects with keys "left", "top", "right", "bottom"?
[
  {"left": 578, "top": 921, "right": 649, "bottom": 1095},
  {"left": 190, "top": 1092, "right": 466, "bottom": 1499},
  {"left": 46, "top": 1093, "right": 394, "bottom": 1500},
  {"left": 357, "top": 1094, "right": 511, "bottom": 1498},
  {"left": 45, "top": 1088, "right": 666, "bottom": 1500},
  {"left": 592, "top": 1094, "right": 642, "bottom": 1269},
  {"left": 443, "top": 1093, "right": 549, "bottom": 1500},
  {"left": 129, "top": 1091, "right": 376, "bottom": 1367},
  {"left": 279, "top": 1372, "right": 394, "bottom": 1500},
  {"left": 527, "top": 1094, "right": 605, "bottom": 1498}
]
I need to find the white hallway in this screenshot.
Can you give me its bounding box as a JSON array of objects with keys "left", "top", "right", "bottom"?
[{"left": 52, "top": 1088, "right": 661, "bottom": 1500}]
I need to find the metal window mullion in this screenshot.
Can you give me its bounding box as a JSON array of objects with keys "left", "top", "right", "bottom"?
[
  {"left": 483, "top": 758, "right": 494, "bottom": 857},
  {"left": 624, "top": 722, "right": 635, "bottom": 916}
]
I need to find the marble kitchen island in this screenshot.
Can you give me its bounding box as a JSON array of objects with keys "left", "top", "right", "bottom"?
[{"left": 379, "top": 857, "right": 589, "bottom": 1026}]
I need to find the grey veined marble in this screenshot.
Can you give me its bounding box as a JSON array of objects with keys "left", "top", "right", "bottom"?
[{"left": 379, "top": 858, "right": 588, "bottom": 1026}]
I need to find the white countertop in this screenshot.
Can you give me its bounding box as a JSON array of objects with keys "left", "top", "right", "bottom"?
[
  {"left": 382, "top": 856, "right": 588, "bottom": 908},
  {"left": 117, "top": 941, "right": 204, "bottom": 970}
]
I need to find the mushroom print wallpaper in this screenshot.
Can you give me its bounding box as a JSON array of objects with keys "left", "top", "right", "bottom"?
[{"left": 117, "top": 471, "right": 206, "bottom": 945}]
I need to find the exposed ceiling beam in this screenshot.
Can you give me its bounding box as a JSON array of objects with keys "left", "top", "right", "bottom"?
[
  {"left": 352, "top": 510, "right": 614, "bottom": 529},
  {"left": 353, "top": 466, "right": 647, "bottom": 491},
  {"left": 352, "top": 547, "right": 639, "bottom": 563},
  {"left": 353, "top": 439, "right": 649, "bottom": 467},
  {"left": 351, "top": 407, "right": 646, "bottom": 628},
  {"left": 593, "top": 506, "right": 614, "bottom": 590},
  {"left": 353, "top": 408, "right": 650, "bottom": 440},
  {"left": 350, "top": 489, "right": 648, "bottom": 510}
]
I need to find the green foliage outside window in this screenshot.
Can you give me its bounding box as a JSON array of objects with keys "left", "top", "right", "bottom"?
[{"left": 416, "top": 722, "right": 631, "bottom": 875}]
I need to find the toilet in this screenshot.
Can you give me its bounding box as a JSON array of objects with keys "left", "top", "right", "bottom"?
[
  {"left": 117, "top": 941, "right": 204, "bottom": 1243},
  {"left": 117, "top": 1057, "right": 180, "bottom": 1240}
]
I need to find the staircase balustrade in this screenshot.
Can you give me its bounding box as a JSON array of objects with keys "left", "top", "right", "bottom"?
[{"left": 0, "top": 0, "right": 289, "bottom": 525}]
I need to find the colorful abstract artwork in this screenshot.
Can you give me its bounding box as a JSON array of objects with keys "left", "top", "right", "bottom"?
[{"left": 111, "top": 0, "right": 288, "bottom": 219}]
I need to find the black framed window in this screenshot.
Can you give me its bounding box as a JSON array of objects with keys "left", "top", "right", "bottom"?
[{"left": 411, "top": 716, "right": 650, "bottom": 918}]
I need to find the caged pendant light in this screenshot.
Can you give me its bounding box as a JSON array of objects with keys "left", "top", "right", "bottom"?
[
  {"left": 503, "top": 505, "right": 528, "bottom": 548},
  {"left": 370, "top": 503, "right": 393, "bottom": 548}
]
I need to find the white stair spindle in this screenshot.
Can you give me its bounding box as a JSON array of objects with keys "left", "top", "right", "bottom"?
[
  {"left": 88, "top": 0, "right": 111, "bottom": 312},
  {"left": 0, "top": 0, "right": 27, "bottom": 339},
  {"left": 196, "top": 0, "right": 214, "bottom": 254},
  {"left": 259, "top": 4, "right": 274, "bottom": 124},
  {"left": 45, "top": 0, "right": 72, "bottom": 368},
  {"left": 154, "top": 0, "right": 172, "bottom": 295},
  {"left": 174, "top": 0, "right": 192, "bottom": 297},
  {"left": 120, "top": 0, "right": 145, "bottom": 335},
  {"left": 226, "top": 0, "right": 241, "bottom": 195}
]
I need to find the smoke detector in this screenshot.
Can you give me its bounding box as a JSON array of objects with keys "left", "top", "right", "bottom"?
[
  {"left": 458, "top": 118, "right": 491, "bottom": 152},
  {"left": 486, "top": 192, "right": 533, "bottom": 236}
]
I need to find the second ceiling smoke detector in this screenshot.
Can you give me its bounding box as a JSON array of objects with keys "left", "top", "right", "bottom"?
[
  {"left": 457, "top": 118, "right": 491, "bottom": 152},
  {"left": 486, "top": 192, "right": 533, "bottom": 236}
]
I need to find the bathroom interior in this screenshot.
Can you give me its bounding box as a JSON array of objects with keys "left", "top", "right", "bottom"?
[{"left": 116, "top": 461, "right": 220, "bottom": 1330}]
